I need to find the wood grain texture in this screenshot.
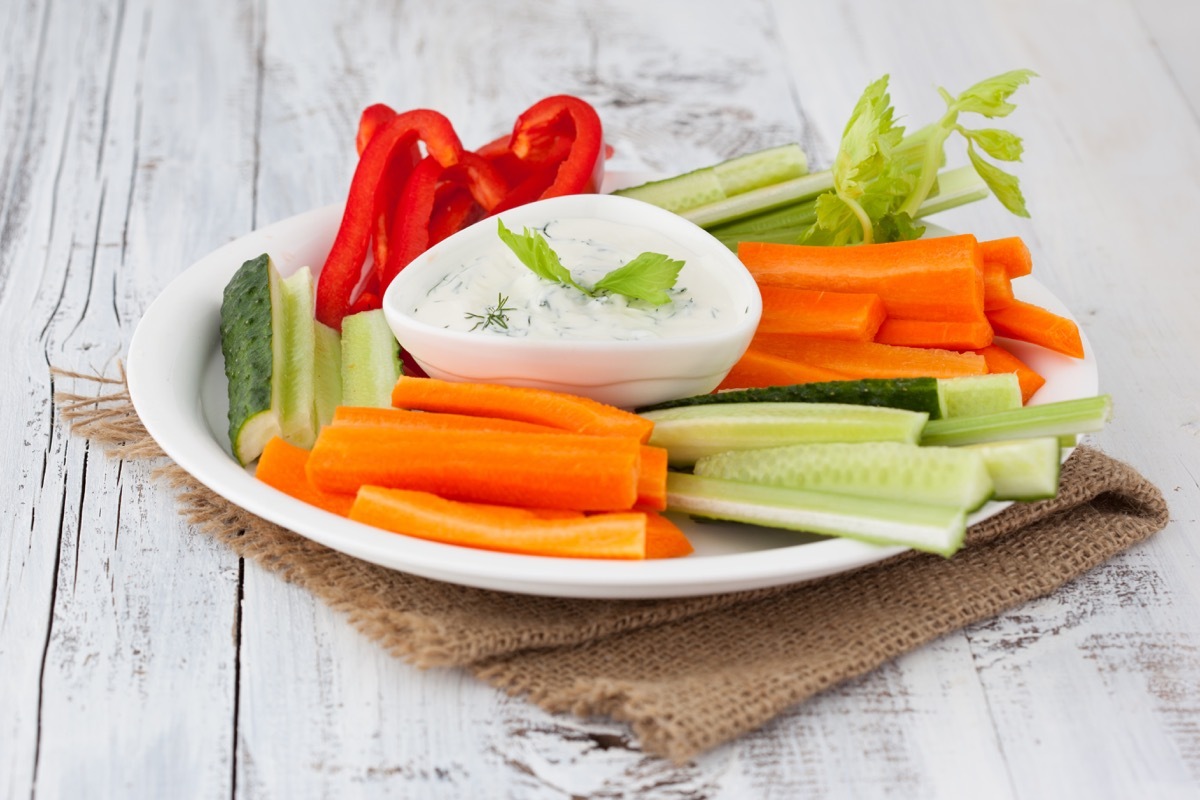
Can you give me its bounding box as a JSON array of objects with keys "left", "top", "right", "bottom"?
[{"left": 1, "top": 0, "right": 1198, "bottom": 797}]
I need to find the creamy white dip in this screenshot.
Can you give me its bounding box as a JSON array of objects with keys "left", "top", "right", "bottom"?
[{"left": 406, "top": 217, "right": 740, "bottom": 341}]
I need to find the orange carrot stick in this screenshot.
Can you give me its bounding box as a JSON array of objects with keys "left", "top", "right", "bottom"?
[
  {"left": 308, "top": 424, "right": 641, "bottom": 511},
  {"left": 972, "top": 343, "right": 1046, "bottom": 404},
  {"left": 391, "top": 376, "right": 654, "bottom": 441},
  {"left": 643, "top": 511, "right": 694, "bottom": 559},
  {"left": 983, "top": 260, "right": 1015, "bottom": 310},
  {"left": 987, "top": 300, "right": 1085, "bottom": 359},
  {"left": 873, "top": 319, "right": 994, "bottom": 350},
  {"left": 717, "top": 348, "right": 851, "bottom": 391},
  {"left": 738, "top": 235, "right": 986, "bottom": 322},
  {"left": 255, "top": 437, "right": 355, "bottom": 516},
  {"left": 980, "top": 237, "right": 1032, "bottom": 278},
  {"left": 756, "top": 285, "right": 886, "bottom": 340},
  {"left": 332, "top": 405, "right": 665, "bottom": 509},
  {"left": 350, "top": 486, "right": 647, "bottom": 559},
  {"left": 751, "top": 333, "right": 988, "bottom": 379}
]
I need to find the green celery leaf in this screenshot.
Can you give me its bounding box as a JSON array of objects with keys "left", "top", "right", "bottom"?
[
  {"left": 960, "top": 127, "right": 1024, "bottom": 161},
  {"left": 967, "top": 141, "right": 1030, "bottom": 217},
  {"left": 593, "top": 252, "right": 684, "bottom": 306},
  {"left": 874, "top": 212, "right": 926, "bottom": 243},
  {"left": 497, "top": 220, "right": 586, "bottom": 292},
  {"left": 951, "top": 69, "right": 1038, "bottom": 118}
]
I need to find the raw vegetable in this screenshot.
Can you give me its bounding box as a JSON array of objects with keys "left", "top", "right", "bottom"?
[
  {"left": 277, "top": 267, "right": 318, "bottom": 449},
  {"left": 506, "top": 95, "right": 606, "bottom": 201},
  {"left": 613, "top": 144, "right": 808, "bottom": 213},
  {"left": 643, "top": 511, "right": 694, "bottom": 558},
  {"left": 972, "top": 343, "right": 1046, "bottom": 403},
  {"left": 693, "top": 441, "right": 995, "bottom": 511},
  {"left": 980, "top": 236, "right": 1032, "bottom": 278},
  {"left": 220, "top": 253, "right": 284, "bottom": 465},
  {"left": 964, "top": 437, "right": 1061, "bottom": 500},
  {"left": 666, "top": 473, "right": 967, "bottom": 557},
  {"left": 340, "top": 309, "right": 402, "bottom": 408},
  {"left": 988, "top": 300, "right": 1085, "bottom": 358},
  {"left": 307, "top": 424, "right": 642, "bottom": 510},
  {"left": 982, "top": 259, "right": 1015, "bottom": 310},
  {"left": 349, "top": 486, "right": 646, "bottom": 559},
  {"left": 312, "top": 321, "right": 342, "bottom": 428},
  {"left": 749, "top": 334, "right": 988, "bottom": 379},
  {"left": 738, "top": 234, "right": 986, "bottom": 323},
  {"left": 254, "top": 437, "right": 354, "bottom": 516},
  {"left": 939, "top": 373, "right": 1023, "bottom": 418},
  {"left": 872, "top": 318, "right": 994, "bottom": 350},
  {"left": 716, "top": 349, "right": 851, "bottom": 391},
  {"left": 641, "top": 402, "right": 928, "bottom": 466},
  {"left": 920, "top": 394, "right": 1112, "bottom": 446},
  {"left": 390, "top": 376, "right": 655, "bottom": 441},
  {"left": 756, "top": 285, "right": 886, "bottom": 340},
  {"left": 638, "top": 376, "right": 946, "bottom": 419}
]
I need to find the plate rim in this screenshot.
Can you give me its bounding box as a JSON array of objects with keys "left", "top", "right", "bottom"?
[{"left": 126, "top": 203, "right": 1098, "bottom": 599}]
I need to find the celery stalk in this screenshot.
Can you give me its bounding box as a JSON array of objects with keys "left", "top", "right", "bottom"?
[{"left": 920, "top": 396, "right": 1112, "bottom": 447}]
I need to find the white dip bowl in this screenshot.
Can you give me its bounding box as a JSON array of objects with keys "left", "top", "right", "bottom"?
[{"left": 382, "top": 193, "right": 762, "bottom": 408}]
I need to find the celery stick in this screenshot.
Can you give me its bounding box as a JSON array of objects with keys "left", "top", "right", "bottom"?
[
  {"left": 920, "top": 395, "right": 1112, "bottom": 447},
  {"left": 681, "top": 171, "right": 835, "bottom": 228}
]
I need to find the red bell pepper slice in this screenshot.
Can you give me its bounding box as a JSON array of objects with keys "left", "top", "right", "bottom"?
[
  {"left": 316, "top": 109, "right": 463, "bottom": 330},
  {"left": 508, "top": 95, "right": 605, "bottom": 199},
  {"left": 379, "top": 155, "right": 446, "bottom": 291},
  {"left": 356, "top": 103, "right": 397, "bottom": 156},
  {"left": 428, "top": 184, "right": 482, "bottom": 246},
  {"left": 354, "top": 104, "right": 422, "bottom": 280}
]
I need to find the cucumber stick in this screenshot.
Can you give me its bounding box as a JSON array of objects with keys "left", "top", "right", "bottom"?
[
  {"left": 921, "top": 395, "right": 1112, "bottom": 446},
  {"left": 940, "top": 374, "right": 1022, "bottom": 418},
  {"left": 220, "top": 256, "right": 319, "bottom": 463},
  {"left": 312, "top": 321, "right": 342, "bottom": 428},
  {"left": 638, "top": 376, "right": 946, "bottom": 419},
  {"left": 964, "top": 437, "right": 1061, "bottom": 500},
  {"left": 221, "top": 254, "right": 284, "bottom": 465},
  {"left": 668, "top": 473, "right": 967, "bottom": 557},
  {"left": 694, "top": 442, "right": 995, "bottom": 511},
  {"left": 341, "top": 309, "right": 401, "bottom": 408},
  {"left": 641, "top": 402, "right": 928, "bottom": 467}
]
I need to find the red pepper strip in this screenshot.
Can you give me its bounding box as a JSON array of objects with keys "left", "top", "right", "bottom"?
[
  {"left": 447, "top": 152, "right": 508, "bottom": 211},
  {"left": 475, "top": 134, "right": 530, "bottom": 186},
  {"left": 491, "top": 134, "right": 573, "bottom": 213},
  {"left": 428, "top": 184, "right": 480, "bottom": 245},
  {"left": 356, "top": 103, "right": 397, "bottom": 156},
  {"left": 509, "top": 95, "right": 605, "bottom": 198},
  {"left": 379, "top": 155, "right": 446, "bottom": 290},
  {"left": 315, "top": 109, "right": 463, "bottom": 330}
]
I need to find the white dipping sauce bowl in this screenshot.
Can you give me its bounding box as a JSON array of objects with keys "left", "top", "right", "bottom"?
[{"left": 382, "top": 194, "right": 762, "bottom": 408}]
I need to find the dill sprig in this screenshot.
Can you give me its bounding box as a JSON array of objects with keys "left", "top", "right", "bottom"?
[{"left": 465, "top": 293, "right": 514, "bottom": 331}]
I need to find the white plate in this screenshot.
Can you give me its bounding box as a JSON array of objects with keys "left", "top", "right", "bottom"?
[{"left": 127, "top": 201, "right": 1098, "bottom": 599}]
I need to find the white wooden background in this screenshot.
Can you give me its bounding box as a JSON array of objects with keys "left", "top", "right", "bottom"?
[{"left": 3, "top": 0, "right": 1199, "bottom": 797}]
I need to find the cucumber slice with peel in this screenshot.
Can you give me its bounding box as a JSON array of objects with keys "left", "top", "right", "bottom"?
[
  {"left": 341, "top": 309, "right": 402, "bottom": 408},
  {"left": 220, "top": 254, "right": 284, "bottom": 465},
  {"left": 667, "top": 473, "right": 967, "bottom": 557},
  {"left": 694, "top": 441, "right": 995, "bottom": 511},
  {"left": 964, "top": 437, "right": 1062, "bottom": 500},
  {"left": 641, "top": 402, "right": 929, "bottom": 467}
]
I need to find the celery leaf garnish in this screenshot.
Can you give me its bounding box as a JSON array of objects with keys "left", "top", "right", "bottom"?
[{"left": 497, "top": 220, "right": 587, "bottom": 293}]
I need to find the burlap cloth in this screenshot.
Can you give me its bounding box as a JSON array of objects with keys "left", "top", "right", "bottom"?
[{"left": 55, "top": 371, "right": 1170, "bottom": 761}]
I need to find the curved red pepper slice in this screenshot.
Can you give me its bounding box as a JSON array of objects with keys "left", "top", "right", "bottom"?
[
  {"left": 316, "top": 109, "right": 463, "bottom": 330},
  {"left": 508, "top": 95, "right": 605, "bottom": 199},
  {"left": 379, "top": 155, "right": 446, "bottom": 291},
  {"left": 356, "top": 103, "right": 397, "bottom": 156}
]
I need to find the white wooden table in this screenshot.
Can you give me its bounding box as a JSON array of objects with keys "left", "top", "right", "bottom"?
[{"left": 4, "top": 1, "right": 1199, "bottom": 797}]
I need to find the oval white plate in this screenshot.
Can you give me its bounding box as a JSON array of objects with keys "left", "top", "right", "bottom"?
[{"left": 127, "top": 198, "right": 1097, "bottom": 598}]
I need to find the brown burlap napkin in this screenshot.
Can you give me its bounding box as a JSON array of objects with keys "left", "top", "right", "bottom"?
[{"left": 55, "top": 371, "right": 1170, "bottom": 761}]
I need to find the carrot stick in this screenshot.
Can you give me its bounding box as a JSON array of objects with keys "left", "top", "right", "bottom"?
[
  {"left": 350, "top": 486, "right": 646, "bottom": 559},
  {"left": 643, "top": 511, "right": 694, "bottom": 558},
  {"left": 873, "top": 319, "right": 994, "bottom": 350},
  {"left": 254, "top": 437, "right": 355, "bottom": 516},
  {"left": 332, "top": 405, "right": 666, "bottom": 510},
  {"left": 987, "top": 300, "right": 1085, "bottom": 358},
  {"left": 756, "top": 285, "right": 886, "bottom": 340},
  {"left": 972, "top": 343, "right": 1046, "bottom": 404},
  {"left": 983, "top": 259, "right": 1015, "bottom": 310},
  {"left": 308, "top": 424, "right": 641, "bottom": 510},
  {"left": 751, "top": 333, "right": 988, "bottom": 379},
  {"left": 738, "top": 235, "right": 986, "bottom": 322},
  {"left": 717, "top": 348, "right": 851, "bottom": 391},
  {"left": 980, "top": 237, "right": 1032, "bottom": 278},
  {"left": 391, "top": 376, "right": 654, "bottom": 441}
]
